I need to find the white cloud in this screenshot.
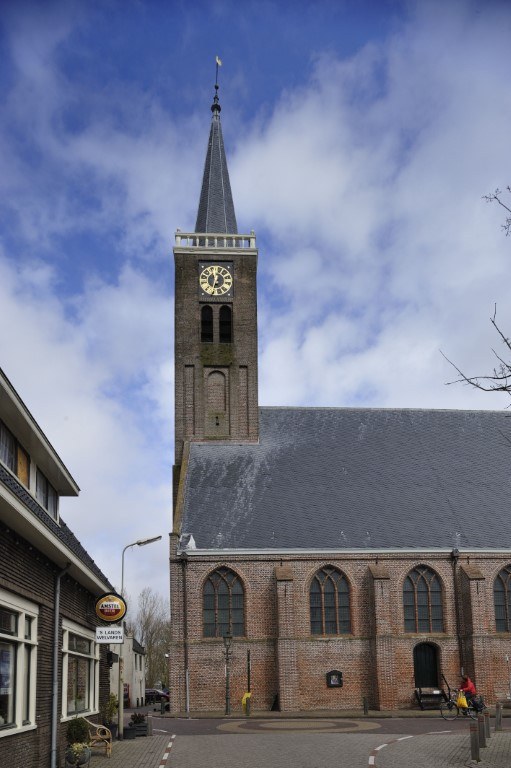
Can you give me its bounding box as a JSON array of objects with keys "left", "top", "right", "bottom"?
[
  {"left": 0, "top": 251, "right": 172, "bottom": 599},
  {"left": 233, "top": 2, "right": 511, "bottom": 412},
  {"left": 1, "top": 0, "right": 511, "bottom": 605}
]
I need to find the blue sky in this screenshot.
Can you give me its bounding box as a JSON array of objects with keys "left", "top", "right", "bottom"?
[{"left": 1, "top": 0, "right": 510, "bottom": 603}]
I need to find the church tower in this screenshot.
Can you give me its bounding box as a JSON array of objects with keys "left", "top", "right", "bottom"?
[{"left": 173, "top": 83, "right": 259, "bottom": 470}]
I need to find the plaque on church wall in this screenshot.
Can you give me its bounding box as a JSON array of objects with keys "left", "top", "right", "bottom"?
[{"left": 326, "top": 670, "right": 343, "bottom": 688}]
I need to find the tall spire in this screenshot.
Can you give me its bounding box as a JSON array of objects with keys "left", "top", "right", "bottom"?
[{"left": 194, "top": 67, "right": 238, "bottom": 234}]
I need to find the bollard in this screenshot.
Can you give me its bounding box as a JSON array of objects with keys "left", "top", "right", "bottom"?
[
  {"left": 470, "top": 723, "right": 480, "bottom": 763},
  {"left": 477, "top": 714, "right": 486, "bottom": 749},
  {"left": 495, "top": 701, "right": 502, "bottom": 732},
  {"left": 484, "top": 710, "right": 491, "bottom": 740}
]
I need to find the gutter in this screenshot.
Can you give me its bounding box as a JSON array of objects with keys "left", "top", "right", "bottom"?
[
  {"left": 177, "top": 546, "right": 511, "bottom": 557},
  {"left": 50, "top": 563, "right": 71, "bottom": 768}
]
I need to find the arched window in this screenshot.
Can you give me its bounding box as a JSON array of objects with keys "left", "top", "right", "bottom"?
[
  {"left": 203, "top": 567, "right": 244, "bottom": 638},
  {"left": 403, "top": 566, "right": 443, "bottom": 633},
  {"left": 494, "top": 565, "right": 511, "bottom": 632},
  {"left": 219, "top": 305, "right": 232, "bottom": 343},
  {"left": 310, "top": 566, "right": 351, "bottom": 635},
  {"left": 201, "top": 305, "right": 213, "bottom": 343}
]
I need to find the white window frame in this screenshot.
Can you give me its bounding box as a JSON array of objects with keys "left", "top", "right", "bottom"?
[
  {"left": 61, "top": 619, "right": 99, "bottom": 720},
  {"left": 0, "top": 588, "right": 38, "bottom": 737}
]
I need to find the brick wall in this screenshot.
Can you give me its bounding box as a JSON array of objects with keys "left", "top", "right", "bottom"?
[
  {"left": 169, "top": 549, "right": 511, "bottom": 713},
  {"left": 0, "top": 522, "right": 109, "bottom": 768},
  {"left": 173, "top": 247, "right": 259, "bottom": 466}
]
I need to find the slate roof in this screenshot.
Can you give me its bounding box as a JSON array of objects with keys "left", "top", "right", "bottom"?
[
  {"left": 0, "top": 463, "right": 112, "bottom": 587},
  {"left": 194, "top": 91, "right": 238, "bottom": 234},
  {"left": 180, "top": 407, "right": 511, "bottom": 551}
]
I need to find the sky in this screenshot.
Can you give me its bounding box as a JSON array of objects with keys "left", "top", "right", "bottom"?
[{"left": 1, "top": 0, "right": 511, "bottom": 607}]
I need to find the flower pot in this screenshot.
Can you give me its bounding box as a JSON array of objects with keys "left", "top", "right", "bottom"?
[{"left": 65, "top": 745, "right": 91, "bottom": 766}]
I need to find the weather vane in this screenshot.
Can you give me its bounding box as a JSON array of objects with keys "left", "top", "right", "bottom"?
[{"left": 215, "top": 55, "right": 222, "bottom": 87}]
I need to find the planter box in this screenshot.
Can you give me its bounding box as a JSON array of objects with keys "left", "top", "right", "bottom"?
[
  {"left": 134, "top": 724, "right": 148, "bottom": 737},
  {"left": 123, "top": 727, "right": 136, "bottom": 740}
]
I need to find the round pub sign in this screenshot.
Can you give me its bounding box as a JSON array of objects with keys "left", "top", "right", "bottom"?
[{"left": 95, "top": 593, "right": 127, "bottom": 623}]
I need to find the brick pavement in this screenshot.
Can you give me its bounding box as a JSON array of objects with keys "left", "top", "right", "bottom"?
[
  {"left": 89, "top": 734, "right": 172, "bottom": 768},
  {"left": 374, "top": 729, "right": 511, "bottom": 768},
  {"left": 86, "top": 720, "right": 511, "bottom": 768}
]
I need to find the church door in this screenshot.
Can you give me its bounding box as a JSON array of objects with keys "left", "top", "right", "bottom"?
[{"left": 413, "top": 643, "right": 438, "bottom": 687}]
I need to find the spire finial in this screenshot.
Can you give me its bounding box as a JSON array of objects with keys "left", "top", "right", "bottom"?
[{"left": 212, "top": 56, "right": 222, "bottom": 115}]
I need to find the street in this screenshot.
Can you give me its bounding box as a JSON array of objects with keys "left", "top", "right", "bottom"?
[{"left": 145, "top": 714, "right": 501, "bottom": 768}]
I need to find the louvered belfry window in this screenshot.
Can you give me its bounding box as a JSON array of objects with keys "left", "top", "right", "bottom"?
[
  {"left": 403, "top": 566, "right": 444, "bottom": 633},
  {"left": 219, "top": 305, "right": 232, "bottom": 343},
  {"left": 494, "top": 565, "right": 511, "bottom": 632},
  {"left": 310, "top": 566, "right": 351, "bottom": 635},
  {"left": 203, "top": 567, "right": 244, "bottom": 638},
  {"left": 201, "top": 305, "right": 213, "bottom": 343}
]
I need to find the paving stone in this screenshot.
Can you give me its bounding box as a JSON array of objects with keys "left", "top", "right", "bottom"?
[{"left": 89, "top": 734, "right": 171, "bottom": 768}]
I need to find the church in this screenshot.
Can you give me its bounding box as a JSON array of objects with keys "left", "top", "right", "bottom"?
[{"left": 169, "top": 83, "right": 511, "bottom": 713}]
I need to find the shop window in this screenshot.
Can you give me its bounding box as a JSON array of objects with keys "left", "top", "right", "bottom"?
[
  {"left": 62, "top": 621, "right": 99, "bottom": 718},
  {"left": 0, "top": 589, "right": 38, "bottom": 735}
]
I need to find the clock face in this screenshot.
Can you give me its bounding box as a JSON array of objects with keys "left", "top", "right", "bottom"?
[{"left": 199, "top": 264, "right": 233, "bottom": 296}]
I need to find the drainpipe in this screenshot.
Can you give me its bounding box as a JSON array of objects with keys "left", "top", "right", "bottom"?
[
  {"left": 450, "top": 549, "right": 464, "bottom": 675},
  {"left": 50, "top": 563, "right": 71, "bottom": 768},
  {"left": 181, "top": 553, "right": 190, "bottom": 716}
]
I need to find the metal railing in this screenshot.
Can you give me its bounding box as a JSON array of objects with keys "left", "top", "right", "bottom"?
[{"left": 175, "top": 231, "right": 256, "bottom": 249}]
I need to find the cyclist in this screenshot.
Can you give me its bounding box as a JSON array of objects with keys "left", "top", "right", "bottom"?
[{"left": 460, "top": 675, "right": 480, "bottom": 710}]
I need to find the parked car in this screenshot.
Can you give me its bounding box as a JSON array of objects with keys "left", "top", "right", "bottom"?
[{"left": 144, "top": 688, "right": 169, "bottom": 704}]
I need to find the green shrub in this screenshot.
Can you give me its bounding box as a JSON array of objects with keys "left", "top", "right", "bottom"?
[
  {"left": 100, "top": 693, "right": 119, "bottom": 724},
  {"left": 66, "top": 717, "right": 89, "bottom": 744}
]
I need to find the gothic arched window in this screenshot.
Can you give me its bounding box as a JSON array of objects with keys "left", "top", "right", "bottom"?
[
  {"left": 494, "top": 565, "right": 511, "bottom": 632},
  {"left": 201, "top": 305, "right": 213, "bottom": 343},
  {"left": 219, "top": 305, "right": 232, "bottom": 343},
  {"left": 203, "top": 567, "right": 245, "bottom": 638},
  {"left": 310, "top": 566, "right": 351, "bottom": 635},
  {"left": 403, "top": 566, "right": 443, "bottom": 633}
]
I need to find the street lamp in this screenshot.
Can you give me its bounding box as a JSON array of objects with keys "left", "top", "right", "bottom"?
[
  {"left": 223, "top": 632, "right": 233, "bottom": 716},
  {"left": 118, "top": 535, "right": 162, "bottom": 739}
]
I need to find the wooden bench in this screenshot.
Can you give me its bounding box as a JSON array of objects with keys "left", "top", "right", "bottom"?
[{"left": 84, "top": 718, "right": 112, "bottom": 758}]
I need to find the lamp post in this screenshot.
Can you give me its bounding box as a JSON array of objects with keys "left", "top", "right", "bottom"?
[
  {"left": 223, "top": 632, "right": 233, "bottom": 716},
  {"left": 117, "top": 535, "right": 162, "bottom": 739}
]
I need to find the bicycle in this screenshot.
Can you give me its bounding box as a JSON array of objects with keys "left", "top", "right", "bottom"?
[{"left": 440, "top": 688, "right": 485, "bottom": 720}]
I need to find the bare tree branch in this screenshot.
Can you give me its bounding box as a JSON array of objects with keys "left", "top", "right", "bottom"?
[
  {"left": 483, "top": 187, "right": 511, "bottom": 236},
  {"left": 132, "top": 587, "right": 171, "bottom": 687},
  {"left": 441, "top": 309, "right": 511, "bottom": 399}
]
